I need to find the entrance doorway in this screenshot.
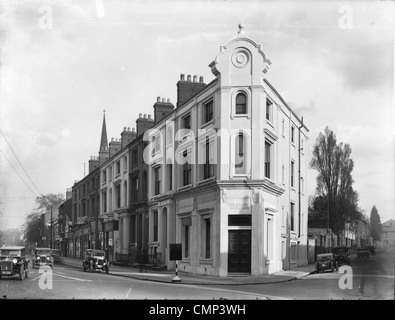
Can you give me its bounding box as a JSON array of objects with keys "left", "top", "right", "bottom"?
[{"left": 228, "top": 230, "right": 251, "bottom": 273}]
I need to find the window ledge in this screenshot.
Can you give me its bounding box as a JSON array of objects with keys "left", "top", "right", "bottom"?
[
  {"left": 232, "top": 114, "right": 249, "bottom": 119},
  {"left": 197, "top": 177, "right": 216, "bottom": 185},
  {"left": 199, "top": 259, "right": 213, "bottom": 265},
  {"left": 150, "top": 195, "right": 160, "bottom": 201},
  {"left": 181, "top": 258, "right": 190, "bottom": 263},
  {"left": 178, "top": 184, "right": 192, "bottom": 192},
  {"left": 264, "top": 177, "right": 275, "bottom": 184},
  {"left": 266, "top": 119, "right": 274, "bottom": 129},
  {"left": 232, "top": 174, "right": 251, "bottom": 179},
  {"left": 201, "top": 119, "right": 214, "bottom": 129}
]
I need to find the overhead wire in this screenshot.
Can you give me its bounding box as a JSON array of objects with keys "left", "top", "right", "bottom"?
[
  {"left": 0, "top": 149, "right": 39, "bottom": 198},
  {"left": 0, "top": 128, "right": 43, "bottom": 195}
]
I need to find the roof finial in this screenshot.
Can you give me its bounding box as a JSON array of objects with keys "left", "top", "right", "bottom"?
[
  {"left": 103, "top": 109, "right": 106, "bottom": 114},
  {"left": 238, "top": 23, "right": 245, "bottom": 35}
]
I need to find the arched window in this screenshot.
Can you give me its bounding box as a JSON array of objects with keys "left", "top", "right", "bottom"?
[
  {"left": 235, "top": 133, "right": 246, "bottom": 174},
  {"left": 235, "top": 92, "right": 247, "bottom": 114}
]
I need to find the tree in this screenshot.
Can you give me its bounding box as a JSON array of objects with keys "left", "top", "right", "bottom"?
[
  {"left": 23, "top": 212, "right": 43, "bottom": 245},
  {"left": 23, "top": 193, "right": 65, "bottom": 247},
  {"left": 370, "top": 205, "right": 382, "bottom": 241},
  {"left": 35, "top": 193, "right": 65, "bottom": 214},
  {"left": 310, "top": 127, "right": 362, "bottom": 234}
]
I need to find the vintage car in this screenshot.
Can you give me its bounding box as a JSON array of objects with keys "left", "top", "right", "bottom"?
[
  {"left": 0, "top": 246, "right": 30, "bottom": 280},
  {"left": 316, "top": 253, "right": 338, "bottom": 273},
  {"left": 50, "top": 249, "right": 61, "bottom": 264},
  {"left": 83, "top": 249, "right": 109, "bottom": 273},
  {"left": 32, "top": 247, "right": 54, "bottom": 269},
  {"left": 357, "top": 248, "right": 370, "bottom": 258},
  {"left": 332, "top": 246, "right": 352, "bottom": 266}
]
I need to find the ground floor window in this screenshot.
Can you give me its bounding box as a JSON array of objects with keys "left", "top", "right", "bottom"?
[
  {"left": 201, "top": 218, "right": 211, "bottom": 259},
  {"left": 181, "top": 217, "right": 191, "bottom": 259},
  {"left": 290, "top": 242, "right": 297, "bottom": 261}
]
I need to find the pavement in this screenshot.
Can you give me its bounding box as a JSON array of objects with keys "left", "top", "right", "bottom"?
[{"left": 56, "top": 256, "right": 317, "bottom": 285}]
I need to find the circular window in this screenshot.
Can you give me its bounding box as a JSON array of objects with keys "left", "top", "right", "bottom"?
[{"left": 232, "top": 49, "right": 250, "bottom": 68}]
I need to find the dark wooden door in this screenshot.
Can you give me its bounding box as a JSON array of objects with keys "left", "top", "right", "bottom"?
[{"left": 228, "top": 230, "right": 251, "bottom": 273}]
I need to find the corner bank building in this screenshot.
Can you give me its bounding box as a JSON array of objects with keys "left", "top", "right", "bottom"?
[{"left": 129, "top": 29, "right": 309, "bottom": 277}]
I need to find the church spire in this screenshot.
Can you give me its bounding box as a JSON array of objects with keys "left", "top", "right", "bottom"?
[
  {"left": 99, "top": 109, "right": 109, "bottom": 164},
  {"left": 100, "top": 109, "right": 108, "bottom": 152}
]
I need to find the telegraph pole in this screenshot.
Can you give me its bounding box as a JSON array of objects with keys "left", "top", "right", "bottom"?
[{"left": 50, "top": 206, "right": 53, "bottom": 249}]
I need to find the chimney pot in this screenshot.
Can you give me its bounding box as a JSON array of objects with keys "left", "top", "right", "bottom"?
[
  {"left": 157, "top": 96, "right": 160, "bottom": 102},
  {"left": 187, "top": 74, "right": 191, "bottom": 81},
  {"left": 132, "top": 128, "right": 136, "bottom": 133},
  {"left": 167, "top": 98, "right": 171, "bottom": 103},
  {"left": 144, "top": 114, "right": 147, "bottom": 119},
  {"left": 127, "top": 127, "right": 130, "bottom": 131},
  {"left": 162, "top": 98, "right": 165, "bottom": 103},
  {"left": 180, "top": 74, "right": 185, "bottom": 81},
  {"left": 139, "top": 113, "right": 142, "bottom": 118},
  {"left": 193, "top": 75, "right": 197, "bottom": 82},
  {"left": 148, "top": 114, "right": 152, "bottom": 120},
  {"left": 111, "top": 137, "right": 114, "bottom": 142},
  {"left": 199, "top": 76, "right": 204, "bottom": 83},
  {"left": 124, "top": 127, "right": 126, "bottom": 131}
]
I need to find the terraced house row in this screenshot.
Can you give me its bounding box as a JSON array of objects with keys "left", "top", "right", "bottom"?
[{"left": 61, "top": 29, "right": 309, "bottom": 277}]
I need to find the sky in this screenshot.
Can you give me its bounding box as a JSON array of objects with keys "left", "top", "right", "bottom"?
[{"left": 0, "top": 0, "right": 394, "bottom": 229}]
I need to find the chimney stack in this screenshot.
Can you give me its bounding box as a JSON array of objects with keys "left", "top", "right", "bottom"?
[
  {"left": 153, "top": 96, "right": 175, "bottom": 124},
  {"left": 66, "top": 188, "right": 72, "bottom": 200},
  {"left": 136, "top": 113, "right": 154, "bottom": 137},
  {"left": 109, "top": 138, "right": 121, "bottom": 157},
  {"left": 88, "top": 156, "right": 100, "bottom": 173},
  {"left": 177, "top": 73, "right": 206, "bottom": 108},
  {"left": 121, "top": 126, "right": 137, "bottom": 148}
]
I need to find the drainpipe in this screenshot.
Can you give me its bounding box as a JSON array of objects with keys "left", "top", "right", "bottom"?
[{"left": 298, "top": 118, "right": 304, "bottom": 239}]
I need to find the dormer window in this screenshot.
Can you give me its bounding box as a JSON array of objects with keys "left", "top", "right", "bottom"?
[{"left": 235, "top": 93, "right": 247, "bottom": 114}]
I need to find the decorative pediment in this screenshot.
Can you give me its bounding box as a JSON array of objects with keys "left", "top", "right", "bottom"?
[{"left": 264, "top": 128, "right": 278, "bottom": 141}]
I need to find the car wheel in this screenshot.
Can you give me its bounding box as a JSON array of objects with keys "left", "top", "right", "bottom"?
[{"left": 19, "top": 265, "right": 25, "bottom": 280}]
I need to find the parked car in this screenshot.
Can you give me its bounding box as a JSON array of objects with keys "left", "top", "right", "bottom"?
[
  {"left": 32, "top": 247, "right": 54, "bottom": 269},
  {"left": 0, "top": 246, "right": 30, "bottom": 280},
  {"left": 316, "top": 253, "right": 338, "bottom": 273},
  {"left": 332, "top": 246, "right": 351, "bottom": 266},
  {"left": 357, "top": 248, "right": 370, "bottom": 258},
  {"left": 83, "top": 249, "right": 109, "bottom": 274},
  {"left": 49, "top": 249, "right": 61, "bottom": 264}
]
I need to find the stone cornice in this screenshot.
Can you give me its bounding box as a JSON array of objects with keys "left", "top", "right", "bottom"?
[{"left": 217, "top": 179, "right": 285, "bottom": 196}]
